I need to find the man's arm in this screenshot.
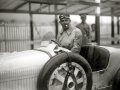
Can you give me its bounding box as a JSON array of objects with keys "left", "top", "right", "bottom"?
[{"left": 71, "top": 28, "right": 83, "bottom": 53}]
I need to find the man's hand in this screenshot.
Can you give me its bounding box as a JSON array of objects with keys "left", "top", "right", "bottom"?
[{"left": 54, "top": 47, "right": 71, "bottom": 53}]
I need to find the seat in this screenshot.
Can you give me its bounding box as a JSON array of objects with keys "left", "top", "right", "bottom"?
[{"left": 80, "top": 45, "right": 110, "bottom": 71}]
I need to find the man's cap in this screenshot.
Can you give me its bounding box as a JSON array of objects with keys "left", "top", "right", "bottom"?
[
  {"left": 79, "top": 13, "right": 87, "bottom": 17},
  {"left": 59, "top": 14, "right": 70, "bottom": 20}
]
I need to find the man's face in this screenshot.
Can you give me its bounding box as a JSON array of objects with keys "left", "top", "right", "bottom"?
[
  {"left": 59, "top": 18, "right": 71, "bottom": 30},
  {"left": 81, "top": 16, "right": 86, "bottom": 22},
  {"left": 92, "top": 24, "right": 95, "bottom": 31}
]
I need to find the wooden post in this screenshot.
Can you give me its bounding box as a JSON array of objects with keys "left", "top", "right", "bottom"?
[
  {"left": 117, "top": 16, "right": 120, "bottom": 44},
  {"left": 29, "top": 2, "right": 34, "bottom": 49},
  {"left": 55, "top": 5, "right": 58, "bottom": 38},
  {"left": 111, "top": 7, "right": 114, "bottom": 44},
  {"left": 95, "top": 0, "right": 100, "bottom": 45},
  {"left": 95, "top": 15, "right": 100, "bottom": 45},
  {"left": 55, "top": 15, "right": 58, "bottom": 38},
  {"left": 4, "top": 22, "right": 7, "bottom": 52}
]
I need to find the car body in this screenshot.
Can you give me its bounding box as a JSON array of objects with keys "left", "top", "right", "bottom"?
[{"left": 0, "top": 33, "right": 120, "bottom": 90}]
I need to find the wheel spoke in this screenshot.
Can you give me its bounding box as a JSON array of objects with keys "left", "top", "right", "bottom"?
[
  {"left": 62, "top": 66, "right": 68, "bottom": 71},
  {"left": 49, "top": 85, "right": 63, "bottom": 90},
  {"left": 77, "top": 77, "right": 84, "bottom": 84},
  {"left": 55, "top": 73, "right": 65, "bottom": 83},
  {"left": 74, "top": 68, "right": 79, "bottom": 77},
  {"left": 48, "top": 62, "right": 87, "bottom": 90}
]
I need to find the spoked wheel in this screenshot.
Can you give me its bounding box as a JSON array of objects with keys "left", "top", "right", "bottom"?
[
  {"left": 37, "top": 52, "right": 92, "bottom": 90},
  {"left": 48, "top": 62, "right": 87, "bottom": 90}
]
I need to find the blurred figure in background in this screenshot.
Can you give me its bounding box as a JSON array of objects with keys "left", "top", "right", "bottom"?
[
  {"left": 57, "top": 14, "right": 83, "bottom": 53},
  {"left": 76, "top": 13, "right": 91, "bottom": 46},
  {"left": 91, "top": 24, "right": 95, "bottom": 42}
]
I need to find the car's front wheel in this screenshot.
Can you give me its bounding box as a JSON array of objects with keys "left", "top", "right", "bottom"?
[
  {"left": 112, "top": 68, "right": 120, "bottom": 90},
  {"left": 37, "top": 52, "right": 92, "bottom": 90}
]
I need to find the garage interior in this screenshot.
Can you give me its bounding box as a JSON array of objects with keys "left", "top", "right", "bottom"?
[{"left": 0, "top": 0, "right": 120, "bottom": 52}]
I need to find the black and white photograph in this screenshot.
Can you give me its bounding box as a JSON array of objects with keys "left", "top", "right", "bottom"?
[{"left": 0, "top": 0, "right": 120, "bottom": 90}]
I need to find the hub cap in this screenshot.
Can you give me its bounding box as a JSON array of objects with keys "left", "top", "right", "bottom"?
[{"left": 48, "top": 62, "right": 87, "bottom": 90}]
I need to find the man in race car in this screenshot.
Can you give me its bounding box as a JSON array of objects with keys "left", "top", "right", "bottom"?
[{"left": 57, "top": 14, "right": 83, "bottom": 53}]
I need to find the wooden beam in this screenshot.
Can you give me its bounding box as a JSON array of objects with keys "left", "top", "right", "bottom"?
[
  {"left": 35, "top": 1, "right": 70, "bottom": 12},
  {"left": 68, "top": 0, "right": 120, "bottom": 8},
  {"left": 87, "top": 7, "right": 106, "bottom": 14},
  {"left": 101, "top": 10, "right": 111, "bottom": 15},
  {"left": 0, "top": 9, "right": 114, "bottom": 16},
  {"left": 72, "top": 6, "right": 90, "bottom": 13},
  {"left": 87, "top": 9, "right": 95, "bottom": 14},
  {"left": 114, "top": 7, "right": 120, "bottom": 10},
  {"left": 100, "top": 2, "right": 120, "bottom": 8},
  {"left": 24, "top": 0, "right": 100, "bottom": 6},
  {"left": 23, "top": 0, "right": 120, "bottom": 8},
  {"left": 110, "top": 0, "right": 120, "bottom": 2},
  {"left": 3, "top": 0, "right": 16, "bottom": 8},
  {"left": 114, "top": 11, "right": 120, "bottom": 16},
  {"left": 68, "top": 0, "right": 99, "bottom": 6},
  {"left": 25, "top": 0, "right": 67, "bottom": 5},
  {"left": 35, "top": 4, "right": 48, "bottom": 12},
  {"left": 114, "top": 8, "right": 120, "bottom": 12},
  {"left": 14, "top": 1, "right": 28, "bottom": 11},
  {"left": 57, "top": 4, "right": 74, "bottom": 12},
  {"left": 0, "top": 9, "right": 29, "bottom": 13},
  {"left": 114, "top": 10, "right": 120, "bottom": 14},
  {"left": 0, "top": 9, "right": 102, "bottom": 15},
  {"left": 101, "top": 0, "right": 110, "bottom": 3}
]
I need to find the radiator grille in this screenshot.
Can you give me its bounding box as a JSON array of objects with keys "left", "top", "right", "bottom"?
[{"left": 0, "top": 65, "right": 41, "bottom": 90}]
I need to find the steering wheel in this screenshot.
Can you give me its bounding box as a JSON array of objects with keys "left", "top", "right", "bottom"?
[{"left": 51, "top": 39, "right": 60, "bottom": 46}]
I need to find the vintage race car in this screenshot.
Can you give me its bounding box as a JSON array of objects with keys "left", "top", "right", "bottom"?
[{"left": 0, "top": 32, "right": 120, "bottom": 90}]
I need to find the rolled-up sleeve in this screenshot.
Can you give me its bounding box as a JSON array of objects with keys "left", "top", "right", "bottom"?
[{"left": 71, "top": 28, "right": 83, "bottom": 53}]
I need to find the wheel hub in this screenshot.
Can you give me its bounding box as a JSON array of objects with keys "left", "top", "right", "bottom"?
[
  {"left": 48, "top": 62, "right": 87, "bottom": 90},
  {"left": 68, "top": 82, "right": 75, "bottom": 89}
]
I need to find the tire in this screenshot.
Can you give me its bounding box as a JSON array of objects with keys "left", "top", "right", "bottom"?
[
  {"left": 112, "top": 68, "right": 120, "bottom": 90},
  {"left": 37, "top": 52, "right": 92, "bottom": 90}
]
